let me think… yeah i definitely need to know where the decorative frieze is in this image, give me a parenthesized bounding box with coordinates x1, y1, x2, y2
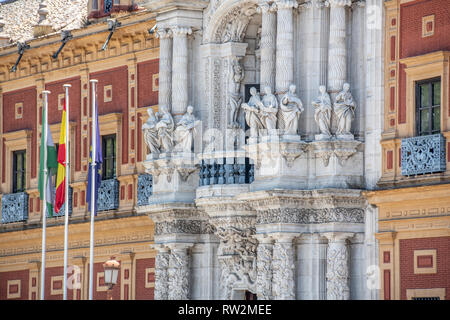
(1, 192, 28, 224)
(257, 207, 365, 224)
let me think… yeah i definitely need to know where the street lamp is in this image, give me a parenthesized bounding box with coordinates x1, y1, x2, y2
(103, 257, 120, 300)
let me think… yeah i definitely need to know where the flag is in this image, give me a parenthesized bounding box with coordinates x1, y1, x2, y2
(54, 99, 67, 213)
(38, 103, 58, 218)
(86, 100, 102, 215)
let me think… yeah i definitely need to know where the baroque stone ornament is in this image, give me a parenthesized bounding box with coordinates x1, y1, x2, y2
(154, 246, 170, 300)
(334, 83, 356, 139)
(323, 232, 353, 300)
(255, 236, 273, 300)
(312, 85, 332, 140)
(272, 237, 296, 300)
(167, 245, 191, 300)
(278, 84, 304, 135)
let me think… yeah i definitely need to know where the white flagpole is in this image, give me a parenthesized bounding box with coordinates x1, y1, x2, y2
(63, 84, 71, 300)
(89, 79, 98, 300)
(41, 90, 51, 300)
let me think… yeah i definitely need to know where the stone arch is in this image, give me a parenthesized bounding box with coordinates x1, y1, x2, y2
(204, 0, 259, 44)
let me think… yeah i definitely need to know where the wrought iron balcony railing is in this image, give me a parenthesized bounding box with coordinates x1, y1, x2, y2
(137, 174, 153, 206)
(401, 134, 446, 176)
(1, 192, 28, 224)
(52, 187, 73, 217)
(199, 158, 254, 186)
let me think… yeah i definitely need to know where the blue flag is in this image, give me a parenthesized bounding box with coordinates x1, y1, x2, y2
(86, 101, 102, 215)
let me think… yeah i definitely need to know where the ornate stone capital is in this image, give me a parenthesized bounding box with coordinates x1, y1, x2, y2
(322, 232, 354, 243)
(171, 26, 193, 37)
(275, 0, 299, 10)
(156, 28, 173, 39)
(257, 1, 278, 13)
(326, 0, 351, 7)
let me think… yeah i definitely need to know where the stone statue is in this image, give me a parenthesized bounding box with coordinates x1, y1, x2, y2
(228, 58, 245, 128)
(142, 108, 160, 154)
(174, 105, 200, 152)
(155, 105, 175, 152)
(279, 84, 304, 135)
(260, 86, 278, 133)
(242, 87, 264, 138)
(312, 85, 332, 139)
(334, 83, 356, 138)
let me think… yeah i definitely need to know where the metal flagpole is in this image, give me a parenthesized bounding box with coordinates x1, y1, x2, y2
(89, 79, 98, 300)
(41, 90, 51, 300)
(63, 84, 71, 300)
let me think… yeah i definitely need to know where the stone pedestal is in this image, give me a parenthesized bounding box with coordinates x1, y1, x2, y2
(245, 135, 308, 191)
(143, 152, 199, 204)
(310, 139, 363, 189)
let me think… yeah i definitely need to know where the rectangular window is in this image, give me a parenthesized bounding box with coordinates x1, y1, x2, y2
(416, 77, 441, 136)
(102, 134, 116, 180)
(92, 0, 98, 9)
(12, 150, 26, 193)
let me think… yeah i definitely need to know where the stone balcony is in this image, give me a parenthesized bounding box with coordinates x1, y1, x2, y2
(401, 134, 446, 176)
(1, 192, 28, 224)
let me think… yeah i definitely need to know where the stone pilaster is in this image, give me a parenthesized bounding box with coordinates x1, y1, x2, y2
(327, 0, 351, 93)
(255, 234, 274, 300)
(153, 245, 170, 300)
(272, 234, 296, 300)
(167, 243, 192, 300)
(275, 0, 297, 94)
(171, 26, 192, 117)
(258, 1, 277, 92)
(323, 232, 353, 300)
(156, 29, 173, 109)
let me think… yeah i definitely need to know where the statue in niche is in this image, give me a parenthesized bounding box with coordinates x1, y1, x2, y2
(155, 105, 175, 152)
(260, 86, 278, 133)
(279, 84, 304, 135)
(228, 58, 245, 128)
(142, 108, 160, 154)
(174, 105, 200, 152)
(312, 85, 332, 139)
(334, 82, 356, 138)
(242, 87, 264, 138)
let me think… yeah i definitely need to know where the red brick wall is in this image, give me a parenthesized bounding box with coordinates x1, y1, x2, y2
(400, 0, 450, 59)
(89, 262, 121, 300)
(2, 86, 37, 179)
(44, 266, 63, 300)
(45, 77, 82, 172)
(135, 258, 155, 300)
(0, 269, 29, 300)
(400, 236, 450, 300)
(90, 66, 129, 165)
(137, 59, 159, 108)
(398, 63, 407, 124)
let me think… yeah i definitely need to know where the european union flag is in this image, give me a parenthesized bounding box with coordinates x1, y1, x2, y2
(86, 101, 102, 216)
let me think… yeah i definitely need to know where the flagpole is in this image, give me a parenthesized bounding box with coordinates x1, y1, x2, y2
(62, 84, 71, 300)
(89, 79, 98, 300)
(41, 90, 51, 300)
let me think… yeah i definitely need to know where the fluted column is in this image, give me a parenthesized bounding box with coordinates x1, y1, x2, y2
(323, 232, 354, 300)
(154, 245, 170, 300)
(258, 1, 277, 92)
(275, 0, 297, 94)
(272, 234, 296, 300)
(156, 29, 173, 109)
(171, 26, 192, 116)
(167, 243, 191, 300)
(327, 0, 351, 93)
(255, 235, 274, 300)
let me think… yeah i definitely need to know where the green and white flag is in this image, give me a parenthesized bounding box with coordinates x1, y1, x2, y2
(38, 105, 58, 218)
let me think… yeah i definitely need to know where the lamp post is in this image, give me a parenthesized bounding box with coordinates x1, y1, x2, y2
(103, 257, 120, 300)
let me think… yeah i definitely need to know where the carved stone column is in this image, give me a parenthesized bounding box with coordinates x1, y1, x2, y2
(258, 1, 277, 92)
(323, 232, 353, 300)
(275, 0, 297, 94)
(255, 235, 274, 300)
(167, 243, 192, 300)
(327, 0, 351, 94)
(272, 234, 296, 300)
(171, 26, 192, 117)
(156, 28, 173, 109)
(154, 245, 170, 300)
